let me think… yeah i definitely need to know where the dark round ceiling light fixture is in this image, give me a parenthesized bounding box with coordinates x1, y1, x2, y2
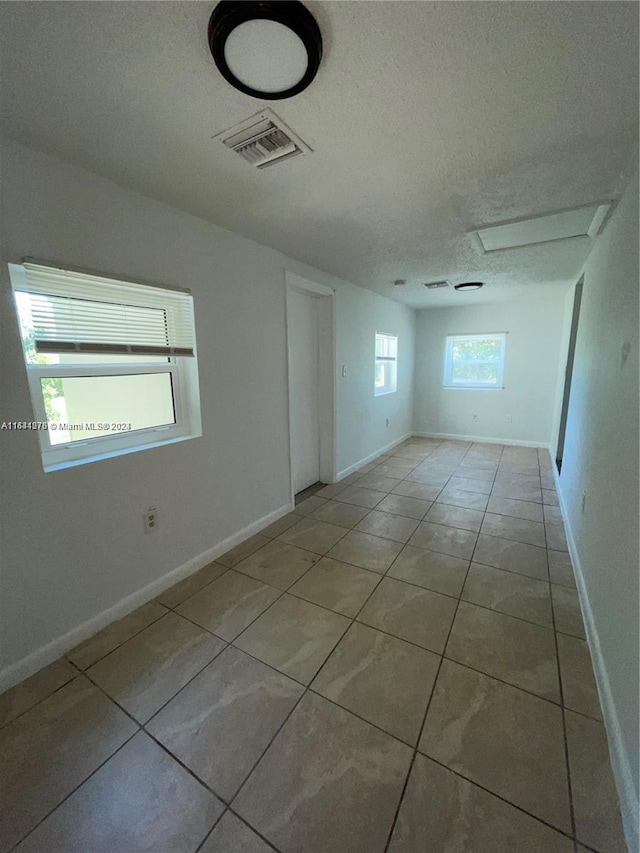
(208, 1, 323, 100)
(454, 282, 484, 292)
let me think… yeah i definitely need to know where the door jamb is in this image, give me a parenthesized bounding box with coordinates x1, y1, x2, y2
(556, 276, 584, 472)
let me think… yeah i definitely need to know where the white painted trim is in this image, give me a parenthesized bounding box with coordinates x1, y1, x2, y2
(336, 432, 413, 480)
(553, 465, 639, 853)
(284, 271, 337, 497)
(284, 271, 335, 297)
(0, 501, 293, 695)
(338, 432, 548, 481)
(412, 431, 548, 449)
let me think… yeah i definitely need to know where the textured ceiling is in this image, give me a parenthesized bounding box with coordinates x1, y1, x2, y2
(0, 1, 637, 307)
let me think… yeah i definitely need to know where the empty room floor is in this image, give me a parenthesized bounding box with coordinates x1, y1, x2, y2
(0, 439, 627, 853)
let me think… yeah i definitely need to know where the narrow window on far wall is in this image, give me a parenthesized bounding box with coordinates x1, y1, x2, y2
(375, 332, 398, 395)
(443, 332, 507, 389)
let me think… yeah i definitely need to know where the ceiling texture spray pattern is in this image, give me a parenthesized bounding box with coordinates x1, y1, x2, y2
(0, 1, 637, 307)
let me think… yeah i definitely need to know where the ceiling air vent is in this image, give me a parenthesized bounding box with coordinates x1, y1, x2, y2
(214, 109, 311, 169)
(424, 280, 450, 289)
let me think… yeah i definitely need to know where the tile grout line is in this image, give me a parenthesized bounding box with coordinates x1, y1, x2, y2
(180, 518, 393, 840)
(421, 752, 580, 844)
(8, 440, 581, 853)
(537, 450, 578, 853)
(539, 459, 580, 853)
(381, 441, 505, 852)
(232, 502, 412, 779)
(67, 656, 283, 853)
(8, 731, 142, 852)
(196, 808, 281, 853)
(193, 811, 227, 853)
(544, 504, 580, 847)
(283, 536, 572, 708)
(395, 444, 584, 844)
(539, 451, 578, 853)
(300, 676, 598, 847)
(61, 604, 170, 674)
(7, 656, 142, 853)
(258, 505, 568, 606)
(207, 471, 434, 846)
(0, 667, 79, 732)
(60, 656, 271, 851)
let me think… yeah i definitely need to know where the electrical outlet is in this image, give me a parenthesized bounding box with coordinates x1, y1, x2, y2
(506, 414, 513, 423)
(385, 418, 390, 428)
(472, 414, 478, 422)
(581, 491, 587, 514)
(144, 506, 159, 533)
(342, 365, 348, 378)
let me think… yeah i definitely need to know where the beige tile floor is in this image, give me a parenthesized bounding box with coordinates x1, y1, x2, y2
(0, 439, 628, 853)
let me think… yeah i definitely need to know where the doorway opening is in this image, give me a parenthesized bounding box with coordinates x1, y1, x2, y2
(285, 272, 336, 505)
(294, 482, 327, 505)
(556, 276, 584, 472)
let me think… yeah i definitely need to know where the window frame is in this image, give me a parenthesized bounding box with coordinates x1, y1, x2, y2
(374, 331, 398, 397)
(9, 263, 202, 472)
(443, 332, 507, 390)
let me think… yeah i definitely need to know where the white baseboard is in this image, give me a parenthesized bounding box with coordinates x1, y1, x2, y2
(0, 501, 294, 695)
(336, 432, 413, 480)
(412, 431, 548, 448)
(553, 469, 638, 853)
(337, 432, 549, 482)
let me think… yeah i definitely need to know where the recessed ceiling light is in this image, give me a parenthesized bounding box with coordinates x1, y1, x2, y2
(208, 1, 323, 100)
(454, 282, 483, 291)
(393, 279, 407, 286)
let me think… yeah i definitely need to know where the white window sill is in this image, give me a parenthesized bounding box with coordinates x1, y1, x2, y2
(43, 431, 200, 472)
(442, 385, 504, 391)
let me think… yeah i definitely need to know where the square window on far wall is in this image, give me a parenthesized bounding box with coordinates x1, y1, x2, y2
(375, 332, 397, 396)
(443, 333, 506, 389)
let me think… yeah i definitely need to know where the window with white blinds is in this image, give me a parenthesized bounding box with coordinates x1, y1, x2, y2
(8, 261, 202, 472)
(15, 262, 195, 357)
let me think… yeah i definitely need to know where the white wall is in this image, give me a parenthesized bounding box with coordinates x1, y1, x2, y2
(0, 139, 415, 685)
(557, 168, 639, 850)
(413, 296, 568, 445)
(334, 284, 414, 474)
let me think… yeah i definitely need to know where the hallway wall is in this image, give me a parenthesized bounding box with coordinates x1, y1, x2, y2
(0, 139, 415, 687)
(413, 295, 568, 445)
(557, 166, 639, 850)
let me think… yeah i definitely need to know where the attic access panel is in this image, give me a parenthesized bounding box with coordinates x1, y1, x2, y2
(473, 203, 612, 253)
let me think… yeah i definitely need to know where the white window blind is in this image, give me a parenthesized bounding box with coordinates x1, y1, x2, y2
(17, 262, 195, 357)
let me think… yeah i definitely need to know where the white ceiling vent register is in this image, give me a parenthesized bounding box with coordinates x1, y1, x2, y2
(214, 108, 311, 169)
(470, 202, 613, 253)
(424, 280, 451, 289)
